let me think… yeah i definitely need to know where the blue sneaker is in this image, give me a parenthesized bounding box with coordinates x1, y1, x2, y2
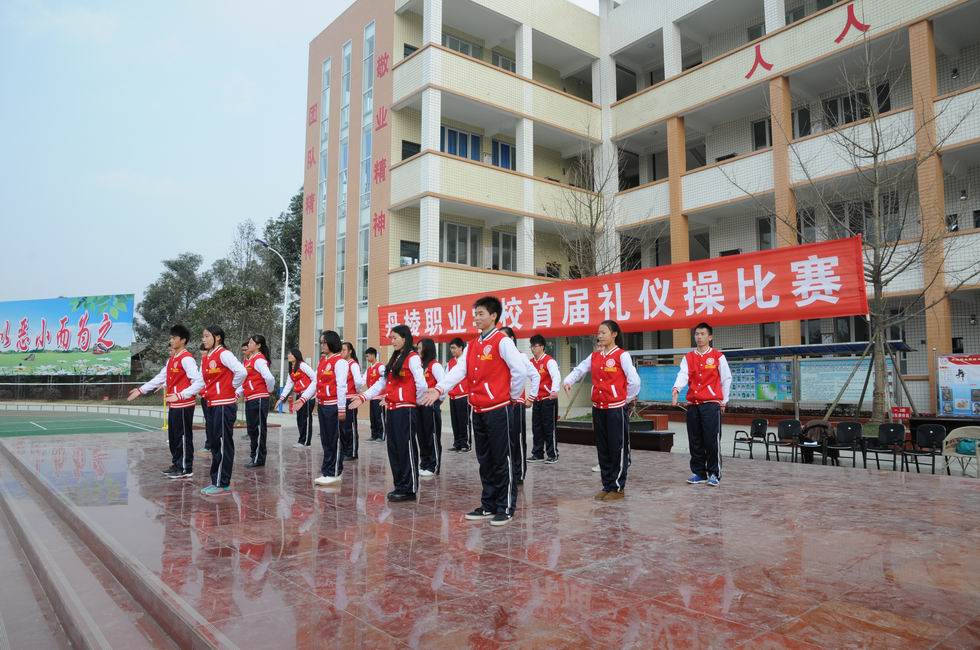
(687, 474, 707, 484)
(201, 485, 231, 496)
(707, 475, 720, 487)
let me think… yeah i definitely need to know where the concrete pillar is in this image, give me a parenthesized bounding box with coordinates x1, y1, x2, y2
(515, 23, 532, 77)
(664, 21, 683, 79)
(764, 0, 786, 35)
(667, 116, 689, 347)
(592, 0, 620, 275)
(770, 75, 801, 346)
(516, 117, 535, 276)
(910, 20, 950, 404)
(422, 0, 442, 46)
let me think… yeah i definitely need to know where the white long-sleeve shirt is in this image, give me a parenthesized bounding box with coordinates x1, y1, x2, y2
(333, 358, 349, 411)
(672, 350, 733, 404)
(279, 362, 317, 402)
(348, 361, 363, 390)
(220, 349, 248, 391)
(427, 360, 448, 402)
(534, 354, 562, 397)
(563, 349, 641, 401)
(236, 355, 275, 396)
(359, 354, 427, 401)
(434, 331, 527, 401)
(523, 355, 541, 400)
(139, 353, 204, 400)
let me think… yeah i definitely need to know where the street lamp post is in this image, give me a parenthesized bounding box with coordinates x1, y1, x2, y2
(254, 238, 289, 388)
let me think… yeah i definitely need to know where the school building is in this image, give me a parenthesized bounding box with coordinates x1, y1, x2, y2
(299, 0, 980, 410)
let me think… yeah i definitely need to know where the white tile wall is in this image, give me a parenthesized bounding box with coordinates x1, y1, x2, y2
(683, 150, 774, 211)
(935, 86, 980, 149)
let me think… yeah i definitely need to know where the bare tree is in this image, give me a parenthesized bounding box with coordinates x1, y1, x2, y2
(720, 32, 980, 422)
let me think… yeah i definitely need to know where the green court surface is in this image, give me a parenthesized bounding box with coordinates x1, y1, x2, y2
(0, 411, 166, 437)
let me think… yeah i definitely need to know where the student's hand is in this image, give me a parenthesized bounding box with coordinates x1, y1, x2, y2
(548, 391, 559, 400)
(275, 398, 284, 408)
(720, 403, 726, 413)
(338, 410, 346, 421)
(164, 394, 181, 404)
(349, 396, 364, 410)
(127, 388, 142, 402)
(524, 397, 533, 407)
(419, 388, 440, 406)
(562, 383, 572, 395)
(379, 398, 387, 409)
(671, 389, 679, 407)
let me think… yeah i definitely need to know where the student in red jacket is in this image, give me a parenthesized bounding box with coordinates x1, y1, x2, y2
(563, 320, 641, 501)
(349, 324, 427, 501)
(276, 348, 317, 447)
(672, 322, 732, 488)
(198, 325, 247, 496)
(500, 326, 539, 486)
(237, 334, 276, 468)
(310, 330, 348, 486)
(445, 338, 471, 452)
(421, 296, 528, 526)
(528, 334, 561, 464)
(363, 347, 386, 442)
(415, 338, 446, 476)
(129, 324, 204, 479)
(340, 341, 363, 460)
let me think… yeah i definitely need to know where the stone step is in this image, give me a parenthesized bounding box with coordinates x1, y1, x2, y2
(0, 453, 177, 649)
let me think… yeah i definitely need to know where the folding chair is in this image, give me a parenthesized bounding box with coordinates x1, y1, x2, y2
(733, 418, 768, 459)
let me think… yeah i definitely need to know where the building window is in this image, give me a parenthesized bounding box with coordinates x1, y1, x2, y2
(804, 320, 822, 345)
(823, 83, 890, 128)
(834, 316, 852, 343)
(491, 140, 516, 170)
(816, 0, 838, 9)
(544, 261, 561, 278)
(747, 22, 765, 42)
(402, 140, 421, 160)
(492, 51, 516, 73)
(621, 235, 642, 271)
(953, 337, 965, 354)
(761, 322, 779, 348)
(400, 240, 420, 266)
(797, 207, 816, 243)
(829, 194, 900, 242)
(758, 217, 774, 250)
(947, 213, 960, 232)
(443, 34, 482, 59)
(442, 222, 481, 266)
(491, 230, 516, 271)
(440, 126, 481, 161)
(752, 118, 772, 151)
(786, 6, 805, 23)
(974, 210, 980, 230)
(404, 43, 418, 57)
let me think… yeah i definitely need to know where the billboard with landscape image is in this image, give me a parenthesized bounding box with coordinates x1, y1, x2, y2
(0, 294, 134, 376)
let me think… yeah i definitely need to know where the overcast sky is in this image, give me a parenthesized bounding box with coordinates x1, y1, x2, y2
(0, 0, 598, 306)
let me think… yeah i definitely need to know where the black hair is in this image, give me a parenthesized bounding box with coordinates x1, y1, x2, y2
(287, 347, 304, 373)
(500, 326, 516, 342)
(321, 330, 341, 354)
(694, 322, 713, 335)
(417, 338, 437, 367)
(529, 334, 546, 347)
(599, 319, 625, 350)
(449, 337, 465, 349)
(365, 347, 378, 358)
(473, 295, 502, 324)
(204, 325, 226, 349)
(249, 334, 271, 361)
(342, 341, 359, 366)
(385, 324, 414, 378)
(170, 324, 190, 343)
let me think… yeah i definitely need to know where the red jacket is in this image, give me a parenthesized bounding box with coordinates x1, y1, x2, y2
(166, 350, 195, 409)
(682, 348, 727, 404)
(591, 347, 629, 409)
(447, 357, 467, 398)
(531, 354, 555, 401)
(384, 352, 421, 409)
(463, 330, 511, 413)
(202, 346, 237, 406)
(242, 354, 271, 401)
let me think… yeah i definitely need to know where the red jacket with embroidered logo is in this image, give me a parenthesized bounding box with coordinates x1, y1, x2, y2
(289, 365, 313, 397)
(242, 354, 271, 400)
(682, 348, 727, 404)
(345, 361, 360, 397)
(167, 350, 195, 408)
(366, 362, 384, 400)
(446, 357, 467, 398)
(531, 354, 556, 401)
(385, 352, 421, 409)
(463, 329, 511, 412)
(591, 347, 629, 409)
(316, 353, 343, 405)
(423, 360, 439, 390)
(203, 346, 236, 406)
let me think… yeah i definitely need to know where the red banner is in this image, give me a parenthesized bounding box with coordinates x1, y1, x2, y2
(377, 238, 868, 345)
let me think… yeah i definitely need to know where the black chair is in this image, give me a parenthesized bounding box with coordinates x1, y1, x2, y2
(825, 420, 866, 468)
(902, 424, 946, 474)
(866, 423, 906, 471)
(766, 419, 801, 462)
(733, 418, 768, 459)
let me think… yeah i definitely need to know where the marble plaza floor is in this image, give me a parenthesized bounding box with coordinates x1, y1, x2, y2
(1, 425, 979, 649)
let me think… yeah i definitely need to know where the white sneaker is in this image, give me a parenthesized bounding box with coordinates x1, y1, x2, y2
(314, 475, 342, 486)
(591, 464, 600, 472)
(292, 442, 306, 449)
(419, 469, 435, 477)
